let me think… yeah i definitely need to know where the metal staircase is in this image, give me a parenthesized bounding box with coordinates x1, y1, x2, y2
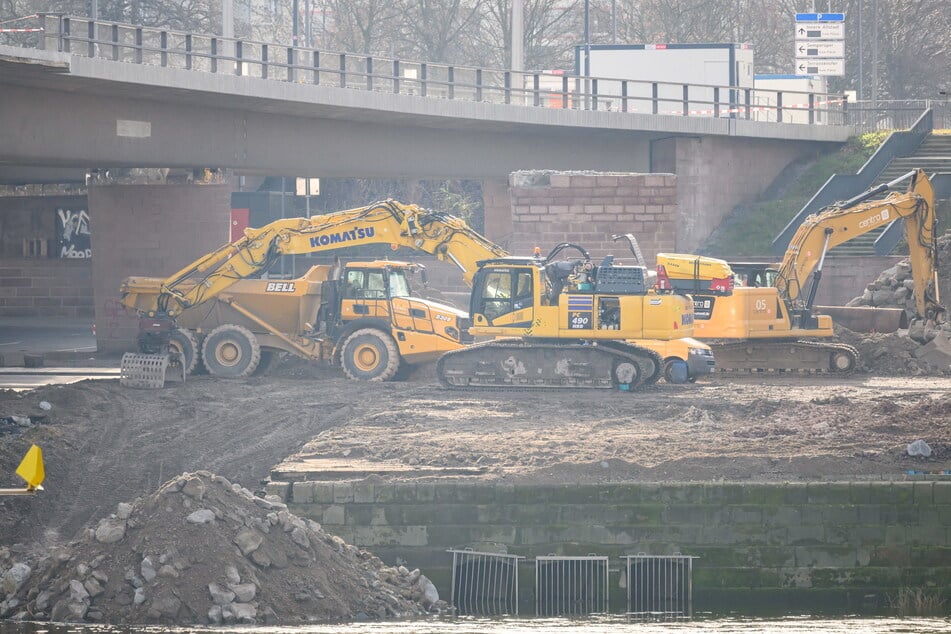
(830, 133, 951, 255)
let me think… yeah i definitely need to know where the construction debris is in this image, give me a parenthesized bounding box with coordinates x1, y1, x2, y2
(0, 472, 442, 624)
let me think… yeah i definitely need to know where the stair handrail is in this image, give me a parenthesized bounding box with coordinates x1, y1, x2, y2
(771, 108, 934, 255)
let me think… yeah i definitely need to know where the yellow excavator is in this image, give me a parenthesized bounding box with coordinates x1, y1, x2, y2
(1, 445, 44, 496)
(681, 168, 943, 373)
(119, 200, 727, 390)
(435, 240, 729, 389)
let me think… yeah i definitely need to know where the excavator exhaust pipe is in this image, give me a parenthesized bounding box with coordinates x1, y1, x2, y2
(815, 306, 908, 333)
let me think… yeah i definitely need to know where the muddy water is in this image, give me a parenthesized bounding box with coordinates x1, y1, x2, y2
(3, 617, 951, 634)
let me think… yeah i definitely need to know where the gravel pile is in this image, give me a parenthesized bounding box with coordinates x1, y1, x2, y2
(0, 471, 442, 625)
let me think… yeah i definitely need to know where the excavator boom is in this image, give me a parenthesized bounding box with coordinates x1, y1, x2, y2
(691, 168, 944, 374)
(120, 200, 507, 318)
(776, 169, 940, 319)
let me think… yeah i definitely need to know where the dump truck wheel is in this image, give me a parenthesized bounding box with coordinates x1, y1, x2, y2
(201, 324, 261, 378)
(340, 328, 401, 381)
(663, 358, 689, 384)
(169, 328, 200, 376)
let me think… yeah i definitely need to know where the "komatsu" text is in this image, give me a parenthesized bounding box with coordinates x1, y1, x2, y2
(309, 227, 375, 247)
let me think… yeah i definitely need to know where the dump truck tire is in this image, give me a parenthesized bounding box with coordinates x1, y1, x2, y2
(201, 324, 261, 378)
(663, 358, 689, 384)
(169, 328, 201, 376)
(340, 328, 401, 381)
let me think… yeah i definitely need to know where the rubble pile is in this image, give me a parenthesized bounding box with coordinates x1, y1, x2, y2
(838, 232, 951, 374)
(0, 471, 442, 625)
(846, 232, 951, 319)
(834, 326, 950, 376)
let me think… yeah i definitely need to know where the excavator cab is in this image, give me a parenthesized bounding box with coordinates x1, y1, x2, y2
(729, 263, 779, 289)
(470, 261, 538, 327)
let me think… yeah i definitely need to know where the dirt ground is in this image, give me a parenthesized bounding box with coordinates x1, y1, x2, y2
(2, 358, 950, 552)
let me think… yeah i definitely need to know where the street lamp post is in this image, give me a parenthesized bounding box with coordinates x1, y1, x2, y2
(293, 0, 299, 46)
(583, 0, 590, 76)
(512, 0, 523, 71)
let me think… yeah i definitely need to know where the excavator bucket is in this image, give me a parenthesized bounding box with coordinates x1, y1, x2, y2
(119, 352, 186, 389)
(816, 306, 908, 333)
(15, 445, 44, 491)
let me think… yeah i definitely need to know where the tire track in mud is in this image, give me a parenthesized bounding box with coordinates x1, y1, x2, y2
(3, 373, 951, 549)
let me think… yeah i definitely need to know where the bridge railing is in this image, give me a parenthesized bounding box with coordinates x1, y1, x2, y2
(18, 13, 848, 126)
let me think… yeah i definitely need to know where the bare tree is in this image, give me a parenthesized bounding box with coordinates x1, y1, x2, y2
(396, 0, 485, 63)
(475, 0, 578, 70)
(872, 0, 951, 100)
(319, 0, 402, 54)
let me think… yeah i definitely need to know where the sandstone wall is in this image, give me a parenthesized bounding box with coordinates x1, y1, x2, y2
(507, 171, 676, 264)
(272, 479, 951, 616)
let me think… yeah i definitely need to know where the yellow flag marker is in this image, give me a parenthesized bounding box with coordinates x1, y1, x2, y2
(7, 445, 45, 494)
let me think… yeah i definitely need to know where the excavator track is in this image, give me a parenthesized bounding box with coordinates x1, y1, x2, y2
(435, 339, 663, 391)
(710, 340, 859, 375)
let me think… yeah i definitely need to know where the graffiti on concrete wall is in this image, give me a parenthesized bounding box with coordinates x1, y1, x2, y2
(57, 207, 91, 258)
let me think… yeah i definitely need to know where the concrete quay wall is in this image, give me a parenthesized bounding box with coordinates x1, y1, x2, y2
(267, 480, 951, 615)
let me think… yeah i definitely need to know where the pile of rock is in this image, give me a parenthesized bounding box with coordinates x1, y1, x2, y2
(847, 232, 951, 321)
(0, 471, 443, 625)
(838, 233, 951, 374)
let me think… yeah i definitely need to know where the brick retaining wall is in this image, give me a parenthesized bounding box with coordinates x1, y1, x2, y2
(0, 258, 93, 317)
(507, 171, 677, 264)
(268, 480, 951, 616)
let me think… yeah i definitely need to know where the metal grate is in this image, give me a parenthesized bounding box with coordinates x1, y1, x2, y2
(623, 554, 697, 620)
(535, 555, 610, 616)
(448, 549, 523, 616)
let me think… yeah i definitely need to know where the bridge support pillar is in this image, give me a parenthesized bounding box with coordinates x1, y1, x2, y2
(659, 136, 821, 252)
(482, 179, 512, 249)
(89, 179, 232, 353)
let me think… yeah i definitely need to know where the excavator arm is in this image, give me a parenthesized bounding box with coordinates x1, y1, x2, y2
(776, 169, 941, 319)
(121, 200, 507, 317)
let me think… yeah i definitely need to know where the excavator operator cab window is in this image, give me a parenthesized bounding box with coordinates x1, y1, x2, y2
(474, 268, 533, 322)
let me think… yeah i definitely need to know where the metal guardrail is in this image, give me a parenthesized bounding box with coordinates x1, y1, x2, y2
(0, 13, 849, 126)
(845, 100, 951, 134)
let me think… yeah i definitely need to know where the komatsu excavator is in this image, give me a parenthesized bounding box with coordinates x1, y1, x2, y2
(119, 199, 724, 390)
(435, 241, 707, 389)
(681, 168, 943, 373)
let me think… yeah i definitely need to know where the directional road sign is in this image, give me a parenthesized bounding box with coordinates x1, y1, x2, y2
(795, 13, 845, 22)
(795, 22, 844, 40)
(795, 59, 845, 77)
(795, 40, 845, 58)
